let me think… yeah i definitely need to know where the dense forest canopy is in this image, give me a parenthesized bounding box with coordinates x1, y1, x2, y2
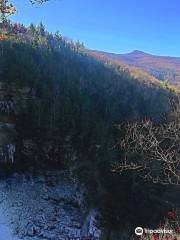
(0, 21, 179, 229)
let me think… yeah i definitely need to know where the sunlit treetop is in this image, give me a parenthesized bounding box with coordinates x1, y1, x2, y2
(0, 0, 50, 22)
(0, 0, 16, 22)
(0, 0, 16, 39)
(0, 0, 51, 40)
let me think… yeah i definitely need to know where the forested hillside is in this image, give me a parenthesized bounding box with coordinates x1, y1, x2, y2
(91, 49, 180, 87)
(0, 22, 179, 239)
(0, 22, 173, 165)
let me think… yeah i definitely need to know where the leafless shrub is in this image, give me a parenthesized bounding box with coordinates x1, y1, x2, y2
(112, 98, 180, 185)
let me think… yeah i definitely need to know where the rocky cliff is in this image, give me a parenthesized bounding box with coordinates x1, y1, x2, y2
(0, 171, 101, 240)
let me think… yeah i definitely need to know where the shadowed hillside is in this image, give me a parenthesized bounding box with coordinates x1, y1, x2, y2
(0, 22, 179, 240)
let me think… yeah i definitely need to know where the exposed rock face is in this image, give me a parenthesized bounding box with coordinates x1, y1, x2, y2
(0, 123, 16, 163)
(0, 171, 101, 240)
(81, 209, 101, 239)
(0, 100, 16, 115)
(0, 87, 102, 239)
(0, 84, 23, 164)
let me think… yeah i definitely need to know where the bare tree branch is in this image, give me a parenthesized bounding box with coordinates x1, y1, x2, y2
(113, 98, 180, 185)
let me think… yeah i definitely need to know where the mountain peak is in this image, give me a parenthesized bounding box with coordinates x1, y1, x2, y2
(130, 50, 146, 55)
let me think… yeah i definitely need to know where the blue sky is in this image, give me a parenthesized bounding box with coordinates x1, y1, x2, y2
(11, 0, 180, 56)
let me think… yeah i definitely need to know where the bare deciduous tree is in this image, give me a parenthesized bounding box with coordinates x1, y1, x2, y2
(112, 98, 180, 185)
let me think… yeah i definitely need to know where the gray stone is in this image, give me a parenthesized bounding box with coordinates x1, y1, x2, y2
(0, 171, 101, 240)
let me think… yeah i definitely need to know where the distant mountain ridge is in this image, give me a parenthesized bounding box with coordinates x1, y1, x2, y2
(90, 50, 180, 86)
